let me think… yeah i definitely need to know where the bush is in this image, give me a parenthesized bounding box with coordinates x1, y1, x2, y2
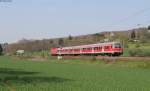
(129, 48, 150, 57)
(129, 49, 139, 56)
(135, 43, 140, 48)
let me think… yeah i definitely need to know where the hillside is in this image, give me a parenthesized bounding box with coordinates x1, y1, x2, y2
(4, 26, 150, 55)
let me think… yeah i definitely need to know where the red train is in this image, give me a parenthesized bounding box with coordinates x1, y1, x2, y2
(51, 42, 123, 56)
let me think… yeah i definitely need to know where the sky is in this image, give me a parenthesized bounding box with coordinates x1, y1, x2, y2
(0, 0, 150, 43)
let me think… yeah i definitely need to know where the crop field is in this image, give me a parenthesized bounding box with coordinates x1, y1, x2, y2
(0, 56, 150, 91)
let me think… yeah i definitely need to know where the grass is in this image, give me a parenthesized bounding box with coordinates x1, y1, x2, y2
(0, 56, 150, 91)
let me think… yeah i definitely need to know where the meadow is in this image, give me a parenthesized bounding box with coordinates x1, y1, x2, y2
(0, 56, 150, 91)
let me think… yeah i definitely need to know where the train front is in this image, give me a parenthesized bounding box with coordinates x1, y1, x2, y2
(112, 42, 123, 56)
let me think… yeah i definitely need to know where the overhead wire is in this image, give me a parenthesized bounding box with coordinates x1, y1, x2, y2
(97, 7, 150, 31)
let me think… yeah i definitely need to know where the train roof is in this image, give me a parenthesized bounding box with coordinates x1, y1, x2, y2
(58, 42, 121, 49)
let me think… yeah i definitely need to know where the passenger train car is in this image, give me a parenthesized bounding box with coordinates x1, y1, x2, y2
(51, 42, 123, 56)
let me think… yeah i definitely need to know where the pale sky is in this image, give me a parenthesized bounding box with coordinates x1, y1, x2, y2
(0, 0, 150, 43)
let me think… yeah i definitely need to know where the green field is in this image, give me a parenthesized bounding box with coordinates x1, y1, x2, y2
(0, 56, 150, 91)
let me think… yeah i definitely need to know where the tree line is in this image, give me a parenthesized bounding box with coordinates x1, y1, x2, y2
(3, 26, 150, 55)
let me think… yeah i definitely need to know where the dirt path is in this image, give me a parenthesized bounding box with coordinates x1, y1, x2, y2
(60, 56, 150, 61)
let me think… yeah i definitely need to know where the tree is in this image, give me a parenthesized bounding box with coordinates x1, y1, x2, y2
(50, 40, 53, 44)
(68, 35, 73, 40)
(2, 43, 8, 54)
(58, 38, 64, 47)
(148, 25, 150, 30)
(93, 33, 101, 42)
(131, 30, 136, 39)
(0, 44, 3, 55)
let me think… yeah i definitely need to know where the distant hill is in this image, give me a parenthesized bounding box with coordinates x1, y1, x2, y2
(5, 26, 150, 54)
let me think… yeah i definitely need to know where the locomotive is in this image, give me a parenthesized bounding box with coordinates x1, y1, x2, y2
(51, 42, 123, 56)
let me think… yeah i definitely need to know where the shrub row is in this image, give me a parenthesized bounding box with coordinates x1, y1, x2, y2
(128, 48, 150, 57)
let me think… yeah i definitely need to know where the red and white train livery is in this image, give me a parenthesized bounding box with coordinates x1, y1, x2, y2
(51, 42, 123, 56)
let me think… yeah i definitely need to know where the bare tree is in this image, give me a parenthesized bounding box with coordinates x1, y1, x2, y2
(58, 38, 64, 47)
(148, 25, 150, 30)
(0, 44, 3, 55)
(131, 30, 136, 40)
(68, 35, 73, 40)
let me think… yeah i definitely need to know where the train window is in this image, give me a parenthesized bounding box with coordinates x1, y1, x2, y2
(83, 48, 86, 50)
(94, 47, 98, 50)
(114, 43, 121, 48)
(87, 48, 91, 50)
(74, 49, 79, 51)
(104, 46, 109, 49)
(99, 47, 102, 50)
